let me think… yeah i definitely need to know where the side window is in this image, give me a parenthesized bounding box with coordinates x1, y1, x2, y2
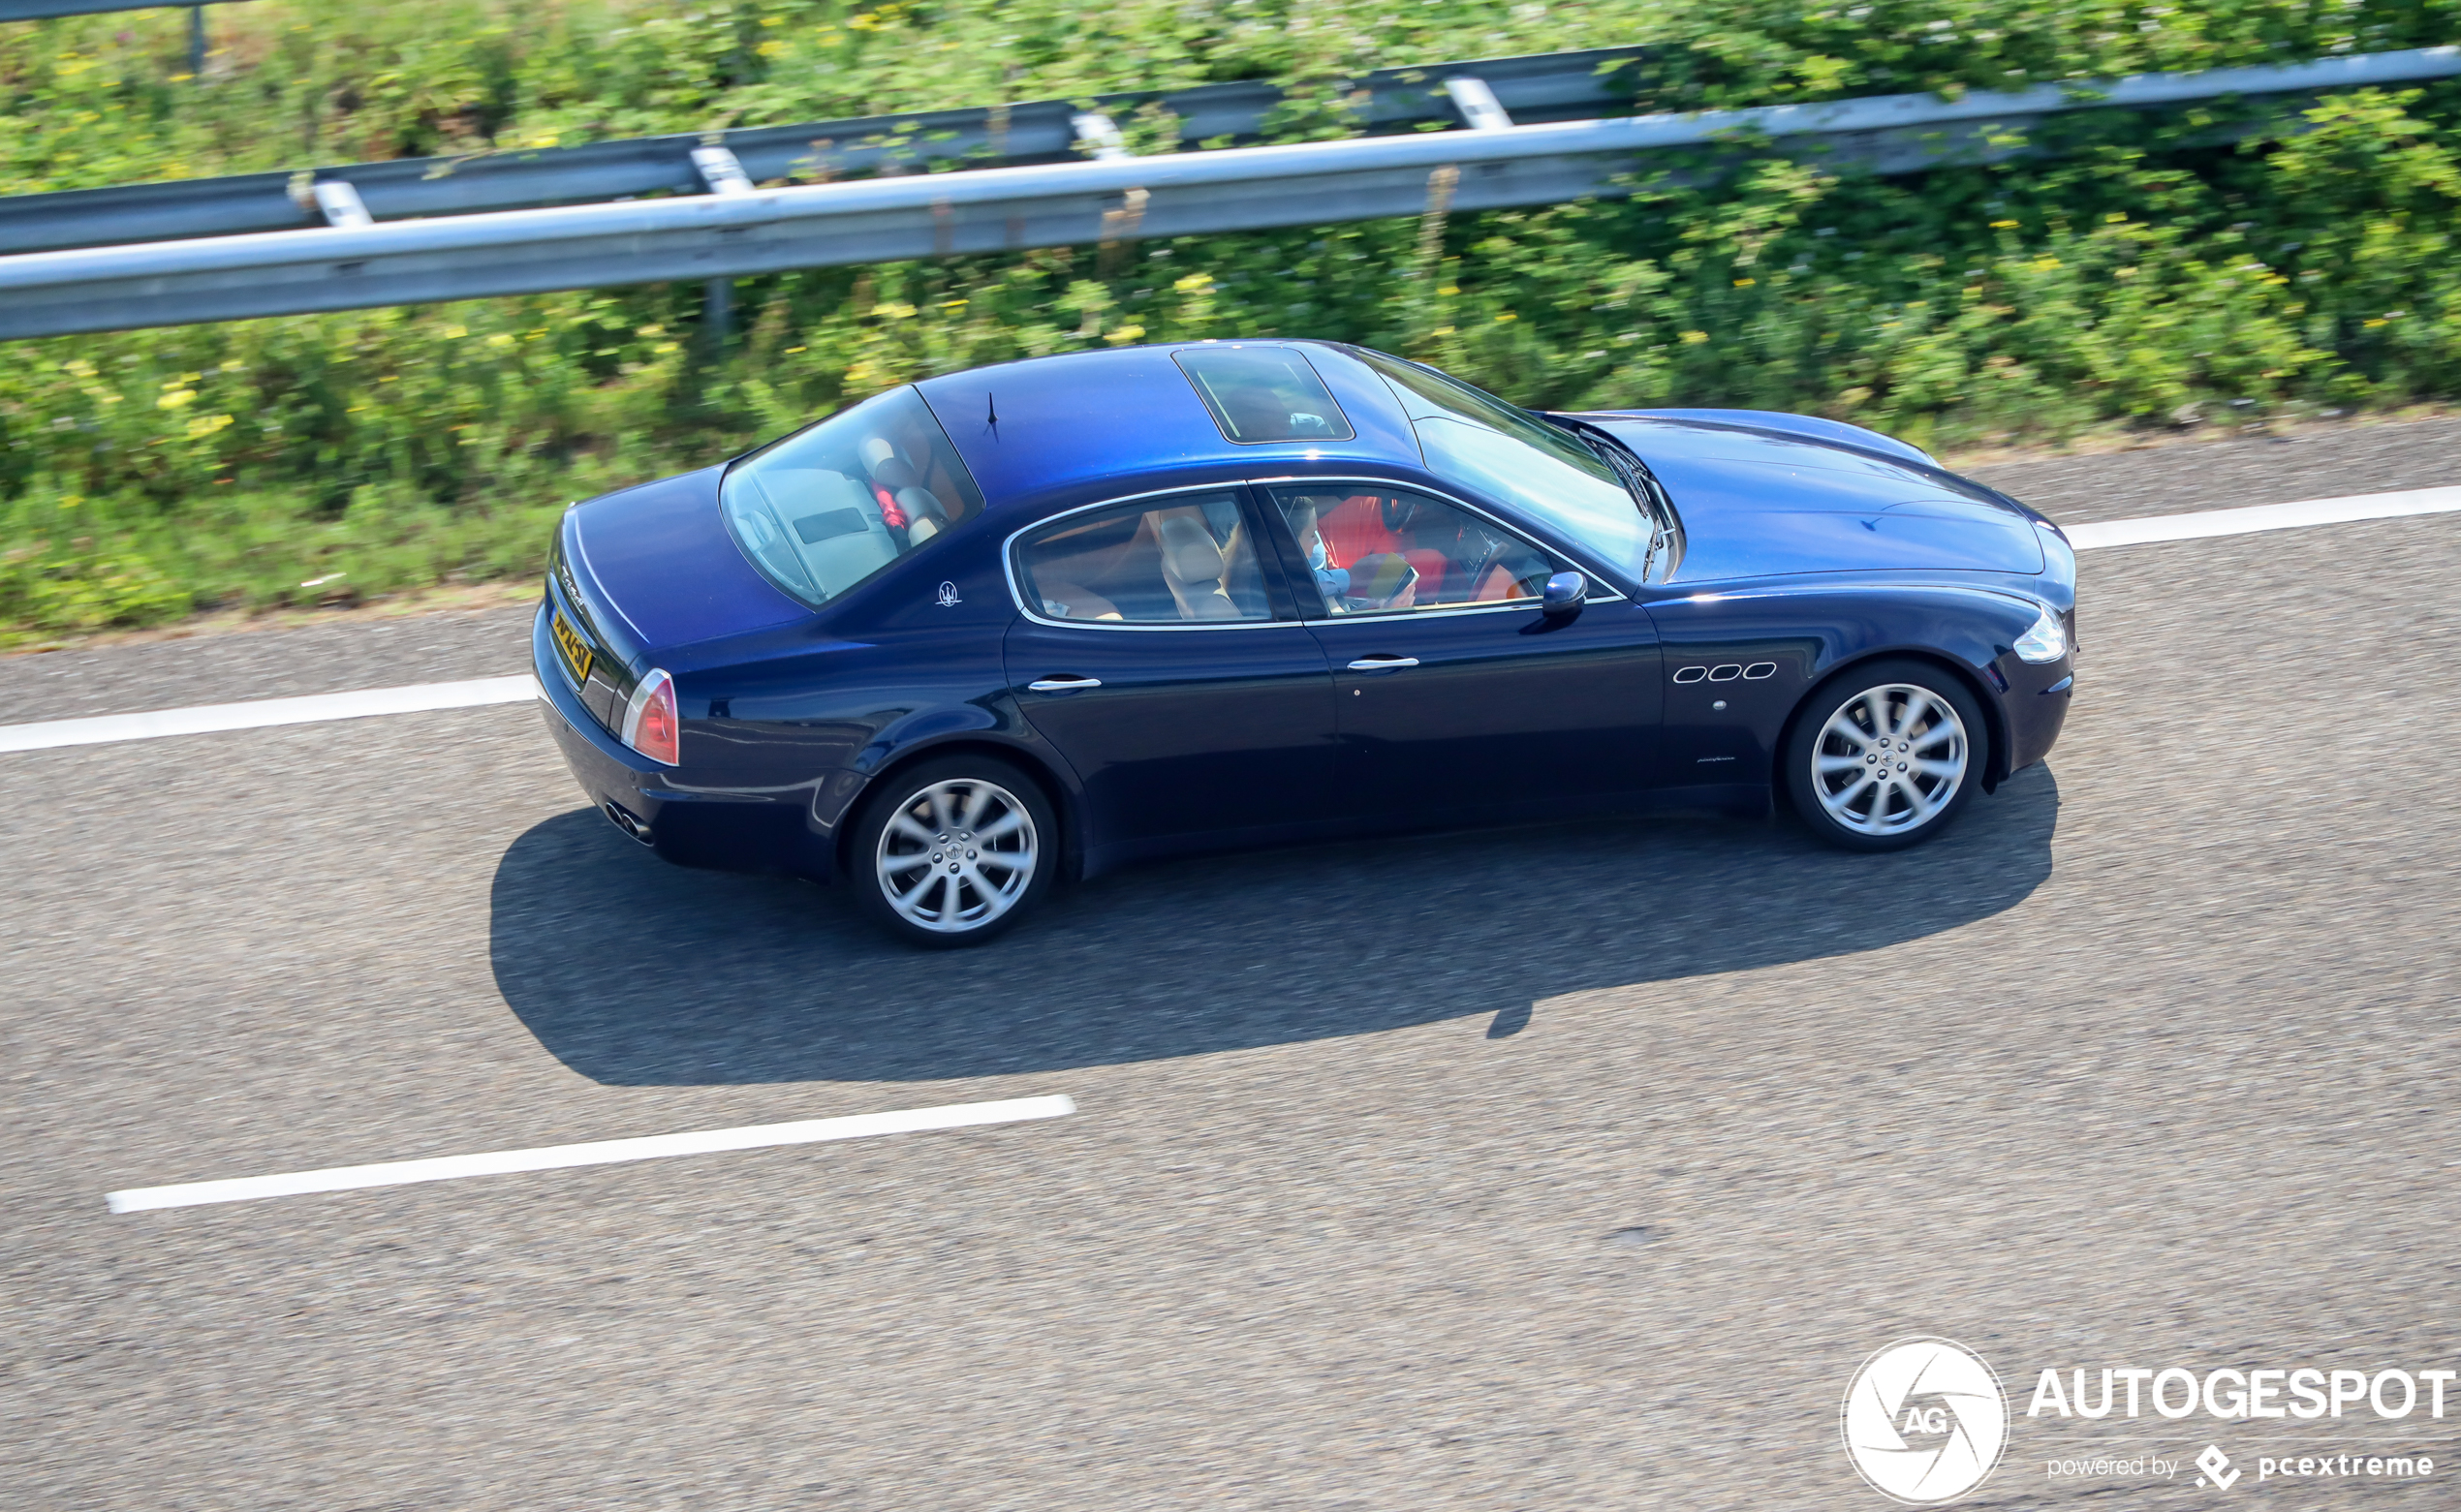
(1014, 491, 1272, 625)
(1267, 485, 1561, 617)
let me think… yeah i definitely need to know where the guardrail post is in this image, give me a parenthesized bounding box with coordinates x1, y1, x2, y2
(691, 147, 755, 351)
(1444, 77, 1512, 131)
(1073, 113, 1130, 162)
(186, 4, 203, 77)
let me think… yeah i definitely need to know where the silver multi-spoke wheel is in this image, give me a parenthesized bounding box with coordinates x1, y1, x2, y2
(873, 777, 1040, 935)
(1811, 682, 1970, 838)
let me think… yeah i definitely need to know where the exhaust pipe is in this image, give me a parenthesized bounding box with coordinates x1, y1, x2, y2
(602, 800, 656, 847)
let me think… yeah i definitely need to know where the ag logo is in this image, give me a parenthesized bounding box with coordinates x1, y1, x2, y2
(1841, 1337, 2009, 1504)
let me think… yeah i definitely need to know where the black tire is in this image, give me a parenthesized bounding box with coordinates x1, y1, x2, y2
(847, 755, 1058, 947)
(1783, 659, 1988, 852)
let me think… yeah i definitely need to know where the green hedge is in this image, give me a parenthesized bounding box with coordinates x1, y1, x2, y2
(3, 0, 2457, 641)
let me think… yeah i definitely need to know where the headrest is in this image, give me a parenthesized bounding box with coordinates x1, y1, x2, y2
(868, 454, 922, 492)
(1153, 512, 1226, 585)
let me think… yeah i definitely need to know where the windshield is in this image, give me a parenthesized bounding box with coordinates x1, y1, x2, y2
(1353, 348, 1664, 581)
(720, 386, 983, 610)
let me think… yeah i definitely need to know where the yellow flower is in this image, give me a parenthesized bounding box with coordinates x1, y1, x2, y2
(485, 332, 516, 348)
(1494, 311, 1517, 322)
(1733, 277, 1756, 287)
(1989, 219, 2019, 229)
(1680, 330, 1710, 345)
(156, 388, 198, 410)
(1103, 324, 1146, 345)
(444, 324, 468, 339)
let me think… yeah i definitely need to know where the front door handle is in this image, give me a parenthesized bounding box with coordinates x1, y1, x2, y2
(1346, 656, 1420, 671)
(1026, 674, 1104, 693)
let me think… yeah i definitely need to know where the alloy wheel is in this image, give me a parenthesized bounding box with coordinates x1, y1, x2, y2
(873, 778, 1040, 934)
(1810, 683, 1970, 838)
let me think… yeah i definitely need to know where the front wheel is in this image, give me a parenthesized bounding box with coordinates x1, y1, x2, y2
(1783, 660, 1987, 852)
(848, 756, 1056, 947)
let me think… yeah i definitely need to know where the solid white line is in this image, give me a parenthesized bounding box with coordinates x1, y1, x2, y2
(2067, 485, 2461, 550)
(0, 674, 540, 754)
(105, 1095, 1076, 1214)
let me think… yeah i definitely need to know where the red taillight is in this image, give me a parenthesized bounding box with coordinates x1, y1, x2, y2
(620, 668, 680, 766)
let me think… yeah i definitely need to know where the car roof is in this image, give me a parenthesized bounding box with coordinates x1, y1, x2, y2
(913, 341, 1424, 508)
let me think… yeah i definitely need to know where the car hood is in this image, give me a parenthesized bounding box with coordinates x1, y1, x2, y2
(566, 463, 810, 655)
(1581, 415, 2045, 580)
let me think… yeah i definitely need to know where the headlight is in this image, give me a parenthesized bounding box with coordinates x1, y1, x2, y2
(2013, 605, 2069, 663)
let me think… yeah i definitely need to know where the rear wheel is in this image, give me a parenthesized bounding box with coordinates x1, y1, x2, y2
(1784, 660, 1985, 852)
(849, 756, 1055, 947)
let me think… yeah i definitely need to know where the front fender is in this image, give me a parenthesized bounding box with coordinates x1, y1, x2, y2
(1642, 582, 2056, 792)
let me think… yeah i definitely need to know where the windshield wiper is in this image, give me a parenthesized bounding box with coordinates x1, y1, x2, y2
(1565, 418, 1678, 579)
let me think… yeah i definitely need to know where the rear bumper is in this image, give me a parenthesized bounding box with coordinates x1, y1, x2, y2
(532, 602, 830, 879)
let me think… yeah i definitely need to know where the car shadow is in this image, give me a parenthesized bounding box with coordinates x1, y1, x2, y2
(490, 766, 2060, 1085)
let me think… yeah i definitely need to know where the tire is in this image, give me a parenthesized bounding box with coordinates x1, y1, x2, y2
(847, 756, 1057, 947)
(1783, 659, 1987, 852)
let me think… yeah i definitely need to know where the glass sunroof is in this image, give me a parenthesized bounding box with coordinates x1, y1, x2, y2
(1172, 345, 1355, 445)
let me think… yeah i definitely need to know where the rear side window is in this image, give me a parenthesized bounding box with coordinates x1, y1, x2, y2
(721, 386, 983, 609)
(1173, 346, 1355, 445)
(1013, 491, 1271, 625)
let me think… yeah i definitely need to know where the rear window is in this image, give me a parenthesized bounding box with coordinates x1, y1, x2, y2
(720, 386, 983, 610)
(1173, 345, 1355, 445)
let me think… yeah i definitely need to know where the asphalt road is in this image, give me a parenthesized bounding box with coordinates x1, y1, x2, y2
(3, 418, 2458, 1509)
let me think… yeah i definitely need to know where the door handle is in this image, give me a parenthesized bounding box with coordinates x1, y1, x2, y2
(1026, 674, 1104, 693)
(1346, 656, 1419, 671)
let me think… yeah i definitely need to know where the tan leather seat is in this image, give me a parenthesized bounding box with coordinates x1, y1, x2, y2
(1152, 508, 1240, 620)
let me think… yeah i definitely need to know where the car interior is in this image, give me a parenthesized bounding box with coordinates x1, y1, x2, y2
(1272, 488, 1556, 613)
(1018, 491, 1271, 624)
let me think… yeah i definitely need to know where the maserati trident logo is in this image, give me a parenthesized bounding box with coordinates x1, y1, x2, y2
(936, 580, 962, 607)
(1842, 1337, 2009, 1504)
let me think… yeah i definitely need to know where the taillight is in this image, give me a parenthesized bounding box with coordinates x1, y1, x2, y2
(620, 668, 681, 765)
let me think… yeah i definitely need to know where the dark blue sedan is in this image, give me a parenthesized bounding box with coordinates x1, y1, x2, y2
(537, 341, 2074, 945)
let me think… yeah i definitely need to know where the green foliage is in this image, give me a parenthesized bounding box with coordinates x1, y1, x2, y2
(3, 0, 2459, 641)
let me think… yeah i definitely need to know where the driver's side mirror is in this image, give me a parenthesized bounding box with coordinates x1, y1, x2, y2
(1541, 571, 1588, 617)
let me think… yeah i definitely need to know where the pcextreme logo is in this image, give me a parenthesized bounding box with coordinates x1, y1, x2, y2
(1841, 1337, 2010, 1504)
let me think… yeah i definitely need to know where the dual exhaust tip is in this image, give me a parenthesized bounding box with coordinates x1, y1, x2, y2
(603, 801, 656, 847)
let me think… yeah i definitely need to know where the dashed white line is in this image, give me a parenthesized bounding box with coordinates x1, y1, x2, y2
(105, 1095, 1077, 1214)
(4, 485, 2458, 756)
(2066, 484, 2461, 550)
(0, 674, 540, 754)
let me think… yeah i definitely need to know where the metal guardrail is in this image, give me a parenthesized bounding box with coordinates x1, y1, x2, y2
(0, 0, 244, 77)
(0, 46, 1653, 256)
(0, 0, 235, 18)
(0, 46, 2455, 340)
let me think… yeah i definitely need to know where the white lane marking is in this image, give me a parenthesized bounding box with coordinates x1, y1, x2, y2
(2067, 484, 2461, 550)
(7, 483, 2460, 757)
(106, 1095, 1076, 1214)
(0, 674, 540, 754)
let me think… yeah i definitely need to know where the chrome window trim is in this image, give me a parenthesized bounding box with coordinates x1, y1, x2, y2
(1002, 483, 1305, 633)
(1245, 473, 1630, 623)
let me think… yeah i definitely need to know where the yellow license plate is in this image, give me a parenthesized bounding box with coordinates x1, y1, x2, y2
(550, 609, 593, 685)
